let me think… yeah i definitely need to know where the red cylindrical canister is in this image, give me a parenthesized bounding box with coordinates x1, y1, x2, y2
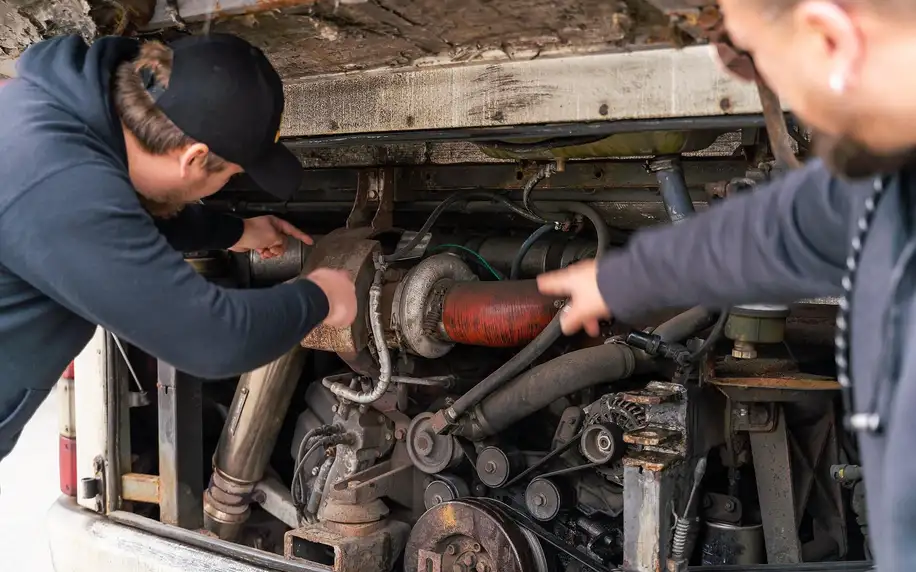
(439, 280, 560, 347)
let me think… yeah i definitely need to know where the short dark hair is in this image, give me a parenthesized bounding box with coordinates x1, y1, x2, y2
(112, 41, 227, 173)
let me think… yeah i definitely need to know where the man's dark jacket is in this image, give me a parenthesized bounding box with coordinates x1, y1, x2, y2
(0, 36, 328, 459)
(599, 160, 908, 570)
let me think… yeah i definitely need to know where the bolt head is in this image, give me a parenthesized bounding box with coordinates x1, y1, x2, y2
(395, 428, 406, 440)
(385, 432, 393, 441)
(331, 404, 339, 413)
(476, 563, 489, 572)
(446, 544, 457, 555)
(484, 461, 497, 474)
(311, 467, 320, 476)
(471, 542, 481, 553)
(724, 500, 736, 512)
(533, 494, 546, 507)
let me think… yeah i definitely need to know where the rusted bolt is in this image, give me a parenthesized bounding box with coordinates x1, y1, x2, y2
(395, 428, 406, 441)
(476, 563, 489, 572)
(533, 494, 547, 507)
(598, 103, 609, 116)
(385, 432, 393, 441)
(471, 542, 481, 553)
(433, 495, 444, 505)
(331, 404, 338, 413)
(719, 97, 733, 112)
(378, 414, 386, 424)
(446, 544, 457, 555)
(415, 431, 434, 456)
(484, 461, 497, 474)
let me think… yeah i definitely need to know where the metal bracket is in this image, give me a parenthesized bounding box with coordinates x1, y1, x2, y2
(347, 168, 395, 231)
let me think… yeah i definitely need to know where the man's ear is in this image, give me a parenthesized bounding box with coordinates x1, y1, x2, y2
(178, 143, 211, 179)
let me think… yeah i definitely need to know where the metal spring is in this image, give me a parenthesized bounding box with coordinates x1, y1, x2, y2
(670, 514, 696, 560)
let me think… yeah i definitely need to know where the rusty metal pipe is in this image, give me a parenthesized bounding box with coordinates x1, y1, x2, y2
(203, 346, 308, 540)
(438, 280, 561, 348)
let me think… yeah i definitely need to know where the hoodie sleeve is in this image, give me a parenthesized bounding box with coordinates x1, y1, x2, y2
(0, 163, 328, 378)
(154, 204, 245, 252)
(598, 159, 864, 322)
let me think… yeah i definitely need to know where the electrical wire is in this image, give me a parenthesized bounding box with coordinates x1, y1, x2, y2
(385, 192, 543, 263)
(687, 307, 730, 362)
(429, 243, 503, 280)
(521, 164, 562, 224)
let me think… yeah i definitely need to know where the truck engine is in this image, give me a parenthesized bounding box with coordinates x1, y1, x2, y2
(8, 1, 870, 569)
(163, 134, 865, 572)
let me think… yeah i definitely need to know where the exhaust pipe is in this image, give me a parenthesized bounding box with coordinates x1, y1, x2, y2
(203, 347, 308, 540)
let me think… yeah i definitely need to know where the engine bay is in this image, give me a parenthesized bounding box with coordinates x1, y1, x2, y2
(113, 128, 869, 572)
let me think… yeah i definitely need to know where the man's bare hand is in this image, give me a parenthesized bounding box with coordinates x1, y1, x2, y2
(536, 259, 610, 337)
(230, 215, 313, 259)
(305, 268, 358, 328)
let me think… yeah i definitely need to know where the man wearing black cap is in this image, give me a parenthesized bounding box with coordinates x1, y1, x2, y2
(0, 33, 356, 461)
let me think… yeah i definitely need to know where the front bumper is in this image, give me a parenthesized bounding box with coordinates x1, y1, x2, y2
(46, 497, 323, 572)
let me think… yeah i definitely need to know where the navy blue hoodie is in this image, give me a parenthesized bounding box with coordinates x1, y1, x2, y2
(0, 36, 328, 451)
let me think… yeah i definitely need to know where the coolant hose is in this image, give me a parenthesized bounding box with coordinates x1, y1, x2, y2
(443, 315, 563, 424)
(653, 306, 718, 343)
(456, 343, 641, 440)
(540, 201, 612, 255)
(441, 199, 611, 426)
(511, 224, 555, 279)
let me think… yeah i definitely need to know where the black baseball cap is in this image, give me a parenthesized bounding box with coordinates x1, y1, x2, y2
(142, 33, 302, 199)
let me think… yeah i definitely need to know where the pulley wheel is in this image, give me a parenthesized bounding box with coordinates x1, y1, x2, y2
(405, 499, 545, 572)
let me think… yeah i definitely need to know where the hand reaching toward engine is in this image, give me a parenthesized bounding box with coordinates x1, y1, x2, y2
(230, 215, 313, 259)
(305, 268, 358, 328)
(536, 259, 610, 337)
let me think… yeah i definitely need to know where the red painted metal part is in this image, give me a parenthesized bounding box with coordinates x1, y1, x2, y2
(59, 435, 77, 496)
(62, 361, 75, 381)
(440, 280, 560, 348)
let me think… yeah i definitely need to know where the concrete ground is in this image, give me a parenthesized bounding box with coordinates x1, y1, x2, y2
(0, 387, 59, 572)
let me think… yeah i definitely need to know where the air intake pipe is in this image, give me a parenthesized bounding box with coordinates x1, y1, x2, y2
(203, 347, 307, 540)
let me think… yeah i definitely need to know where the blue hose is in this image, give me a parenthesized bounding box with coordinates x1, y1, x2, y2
(510, 223, 555, 279)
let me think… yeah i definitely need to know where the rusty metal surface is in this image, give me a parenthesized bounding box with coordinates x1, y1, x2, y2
(347, 168, 395, 231)
(205, 0, 666, 79)
(749, 406, 803, 564)
(404, 500, 536, 572)
(157, 362, 203, 529)
(439, 279, 561, 348)
(622, 461, 685, 572)
(285, 517, 410, 572)
(121, 473, 161, 504)
(300, 228, 380, 353)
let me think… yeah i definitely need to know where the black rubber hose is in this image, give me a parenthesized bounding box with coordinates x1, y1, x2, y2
(650, 156, 695, 225)
(386, 191, 544, 262)
(444, 315, 563, 423)
(652, 306, 717, 343)
(540, 201, 612, 255)
(442, 200, 612, 424)
(510, 224, 555, 279)
(458, 343, 641, 440)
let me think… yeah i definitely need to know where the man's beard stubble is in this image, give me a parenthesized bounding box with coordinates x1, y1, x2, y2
(813, 130, 916, 179)
(137, 194, 188, 218)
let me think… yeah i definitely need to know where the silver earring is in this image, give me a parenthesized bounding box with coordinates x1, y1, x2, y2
(830, 72, 846, 94)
